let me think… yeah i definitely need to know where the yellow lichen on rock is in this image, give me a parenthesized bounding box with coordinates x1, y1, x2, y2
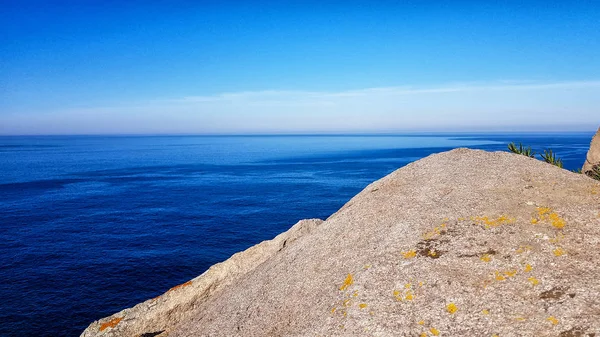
(515, 245, 532, 254)
(547, 316, 559, 325)
(553, 248, 565, 256)
(402, 250, 417, 259)
(339, 274, 353, 291)
(473, 215, 515, 229)
(446, 302, 458, 314)
(531, 207, 566, 229)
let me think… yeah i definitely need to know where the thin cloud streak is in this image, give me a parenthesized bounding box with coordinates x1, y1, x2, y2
(1, 80, 599, 135)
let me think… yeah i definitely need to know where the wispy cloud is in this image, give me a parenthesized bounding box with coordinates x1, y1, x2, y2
(170, 80, 600, 102)
(1, 80, 599, 135)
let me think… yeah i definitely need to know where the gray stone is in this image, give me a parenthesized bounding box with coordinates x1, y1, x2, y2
(82, 149, 600, 337)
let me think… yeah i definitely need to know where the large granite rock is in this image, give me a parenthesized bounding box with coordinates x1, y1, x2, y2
(583, 127, 600, 177)
(82, 149, 600, 337)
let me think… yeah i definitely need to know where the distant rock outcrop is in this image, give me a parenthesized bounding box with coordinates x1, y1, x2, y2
(82, 149, 600, 337)
(583, 127, 600, 177)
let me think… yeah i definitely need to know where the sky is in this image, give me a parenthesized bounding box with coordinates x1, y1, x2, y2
(1, 1, 599, 135)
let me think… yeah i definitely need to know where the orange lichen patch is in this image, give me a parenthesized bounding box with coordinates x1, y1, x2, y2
(99, 317, 123, 332)
(405, 283, 412, 289)
(342, 299, 352, 307)
(480, 254, 492, 262)
(427, 250, 438, 258)
(339, 274, 353, 291)
(168, 280, 192, 293)
(359, 303, 368, 309)
(352, 290, 358, 297)
(515, 316, 527, 322)
(393, 290, 403, 301)
(553, 247, 565, 256)
(530, 217, 539, 224)
(528, 277, 540, 286)
(331, 307, 337, 314)
(547, 316, 559, 325)
(504, 270, 517, 278)
(402, 250, 417, 259)
(524, 263, 533, 272)
(405, 291, 414, 301)
(495, 271, 506, 281)
(482, 309, 490, 315)
(420, 333, 428, 337)
(418, 281, 425, 287)
(430, 327, 440, 336)
(418, 320, 425, 325)
(446, 302, 458, 314)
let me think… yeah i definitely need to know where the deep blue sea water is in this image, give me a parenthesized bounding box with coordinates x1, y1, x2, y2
(0, 133, 594, 337)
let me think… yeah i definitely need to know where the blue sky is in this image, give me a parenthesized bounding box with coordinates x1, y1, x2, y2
(1, 1, 599, 134)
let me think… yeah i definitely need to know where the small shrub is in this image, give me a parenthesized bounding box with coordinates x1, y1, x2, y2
(507, 143, 600, 181)
(540, 149, 564, 168)
(508, 142, 535, 157)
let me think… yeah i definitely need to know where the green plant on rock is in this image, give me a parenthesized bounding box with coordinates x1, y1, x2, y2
(585, 164, 600, 181)
(508, 142, 535, 158)
(540, 149, 564, 168)
(507, 142, 599, 180)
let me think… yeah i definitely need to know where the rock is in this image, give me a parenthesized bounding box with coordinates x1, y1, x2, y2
(583, 127, 600, 176)
(82, 149, 600, 337)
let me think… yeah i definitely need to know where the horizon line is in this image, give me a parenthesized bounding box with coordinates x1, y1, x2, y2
(1, 129, 597, 137)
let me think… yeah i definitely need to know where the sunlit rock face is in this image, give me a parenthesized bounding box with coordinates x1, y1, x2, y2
(82, 149, 600, 337)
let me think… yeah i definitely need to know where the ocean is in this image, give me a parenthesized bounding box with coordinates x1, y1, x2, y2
(0, 133, 594, 337)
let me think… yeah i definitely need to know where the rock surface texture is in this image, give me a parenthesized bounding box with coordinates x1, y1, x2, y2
(583, 127, 600, 177)
(82, 149, 600, 337)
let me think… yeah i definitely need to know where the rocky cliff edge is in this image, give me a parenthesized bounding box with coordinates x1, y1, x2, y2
(82, 149, 600, 337)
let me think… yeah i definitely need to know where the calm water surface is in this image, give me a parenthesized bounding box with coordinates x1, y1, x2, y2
(0, 133, 593, 336)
